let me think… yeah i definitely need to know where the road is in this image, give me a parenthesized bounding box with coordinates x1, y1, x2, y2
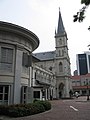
(2, 96, 90, 120)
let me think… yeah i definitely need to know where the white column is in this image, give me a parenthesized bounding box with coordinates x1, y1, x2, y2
(27, 67, 33, 103)
(45, 88, 47, 100)
(14, 48, 22, 104)
(28, 67, 32, 87)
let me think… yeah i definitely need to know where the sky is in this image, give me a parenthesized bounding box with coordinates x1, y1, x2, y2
(0, 0, 90, 75)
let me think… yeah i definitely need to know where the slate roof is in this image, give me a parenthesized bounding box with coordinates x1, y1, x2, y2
(33, 51, 55, 61)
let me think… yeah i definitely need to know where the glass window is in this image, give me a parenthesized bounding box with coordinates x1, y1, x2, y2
(0, 47, 13, 72)
(24, 94, 26, 99)
(4, 94, 8, 100)
(0, 86, 3, 93)
(24, 87, 27, 93)
(21, 86, 27, 103)
(0, 94, 3, 100)
(5, 86, 9, 93)
(0, 85, 9, 104)
(1, 47, 13, 64)
(34, 91, 40, 98)
(42, 91, 45, 97)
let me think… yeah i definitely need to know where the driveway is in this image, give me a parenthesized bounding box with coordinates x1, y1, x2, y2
(1, 96, 90, 120)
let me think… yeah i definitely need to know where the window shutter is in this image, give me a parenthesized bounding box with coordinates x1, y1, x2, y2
(22, 53, 32, 67)
(22, 53, 28, 67)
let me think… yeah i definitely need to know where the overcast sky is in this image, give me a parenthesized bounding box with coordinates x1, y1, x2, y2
(0, 0, 90, 75)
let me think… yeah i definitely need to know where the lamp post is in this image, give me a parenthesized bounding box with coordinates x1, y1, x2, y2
(86, 79, 89, 101)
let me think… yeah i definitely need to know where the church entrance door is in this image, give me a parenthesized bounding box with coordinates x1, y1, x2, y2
(58, 83, 64, 98)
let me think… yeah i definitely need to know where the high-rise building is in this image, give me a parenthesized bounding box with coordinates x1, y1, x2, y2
(76, 52, 90, 75)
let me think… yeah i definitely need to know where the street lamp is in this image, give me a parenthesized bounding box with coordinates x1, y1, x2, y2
(86, 79, 89, 101)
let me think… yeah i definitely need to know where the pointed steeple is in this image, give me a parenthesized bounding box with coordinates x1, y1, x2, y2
(56, 8, 66, 36)
(55, 28, 56, 35)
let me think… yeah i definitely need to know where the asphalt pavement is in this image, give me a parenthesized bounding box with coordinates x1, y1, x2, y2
(1, 96, 90, 120)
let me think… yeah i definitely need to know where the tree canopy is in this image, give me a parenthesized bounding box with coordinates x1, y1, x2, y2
(73, 0, 90, 29)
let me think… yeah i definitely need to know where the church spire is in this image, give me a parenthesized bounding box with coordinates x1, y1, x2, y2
(56, 8, 65, 36)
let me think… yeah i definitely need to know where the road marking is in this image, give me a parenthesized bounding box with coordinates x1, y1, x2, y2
(70, 106, 79, 111)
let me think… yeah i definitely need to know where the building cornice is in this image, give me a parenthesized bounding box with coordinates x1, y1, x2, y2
(0, 21, 39, 51)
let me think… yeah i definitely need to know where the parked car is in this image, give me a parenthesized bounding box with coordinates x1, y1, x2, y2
(73, 92, 80, 98)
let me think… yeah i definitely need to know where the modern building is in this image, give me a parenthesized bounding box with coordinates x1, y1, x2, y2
(33, 9, 72, 98)
(71, 73, 90, 96)
(76, 52, 90, 75)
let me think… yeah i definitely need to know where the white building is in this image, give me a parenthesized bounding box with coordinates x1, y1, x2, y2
(0, 21, 39, 105)
(0, 21, 56, 105)
(32, 63, 56, 100)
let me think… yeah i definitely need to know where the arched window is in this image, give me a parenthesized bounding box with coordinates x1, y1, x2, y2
(59, 62, 63, 72)
(59, 39, 62, 45)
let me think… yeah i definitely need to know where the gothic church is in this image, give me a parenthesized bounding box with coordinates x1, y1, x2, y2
(33, 9, 71, 98)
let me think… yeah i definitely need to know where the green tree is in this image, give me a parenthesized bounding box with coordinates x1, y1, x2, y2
(73, 0, 90, 29)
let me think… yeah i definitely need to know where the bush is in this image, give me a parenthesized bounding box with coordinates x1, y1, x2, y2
(0, 100, 51, 117)
(0, 105, 8, 115)
(29, 103, 45, 115)
(34, 100, 51, 111)
(7, 103, 45, 117)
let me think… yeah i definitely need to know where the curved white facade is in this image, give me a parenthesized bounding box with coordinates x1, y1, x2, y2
(0, 21, 39, 105)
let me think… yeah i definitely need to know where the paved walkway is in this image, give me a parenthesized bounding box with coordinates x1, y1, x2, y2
(7, 100, 65, 120)
(1, 96, 90, 120)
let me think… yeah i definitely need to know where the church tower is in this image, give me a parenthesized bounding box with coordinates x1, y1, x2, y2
(55, 8, 71, 98)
